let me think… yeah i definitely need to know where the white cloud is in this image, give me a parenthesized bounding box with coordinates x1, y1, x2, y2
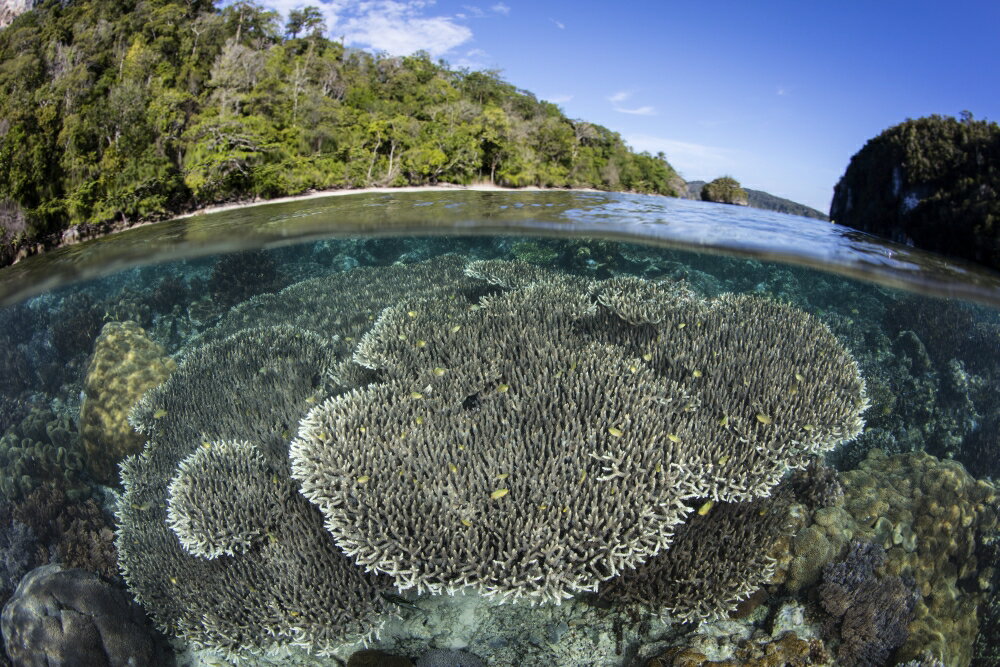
(550, 18, 565, 29)
(263, 1, 472, 57)
(544, 94, 573, 104)
(615, 105, 656, 116)
(607, 91, 630, 103)
(491, 2, 510, 15)
(453, 48, 490, 69)
(626, 135, 737, 178)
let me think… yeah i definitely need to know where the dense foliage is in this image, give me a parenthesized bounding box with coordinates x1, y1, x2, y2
(830, 113, 1000, 271)
(699, 176, 748, 206)
(0, 0, 682, 264)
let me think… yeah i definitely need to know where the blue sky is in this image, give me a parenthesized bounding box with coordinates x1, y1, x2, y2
(262, 0, 1000, 212)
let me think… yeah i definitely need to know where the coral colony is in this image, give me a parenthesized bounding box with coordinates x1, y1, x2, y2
(116, 258, 868, 657)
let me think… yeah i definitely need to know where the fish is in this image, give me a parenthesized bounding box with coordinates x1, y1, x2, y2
(608, 427, 624, 438)
(491, 488, 509, 499)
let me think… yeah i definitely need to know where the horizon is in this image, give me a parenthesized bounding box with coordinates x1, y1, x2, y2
(255, 0, 1000, 213)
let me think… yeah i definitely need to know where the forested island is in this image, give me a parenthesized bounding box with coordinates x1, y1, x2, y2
(831, 113, 1000, 272)
(0, 0, 685, 264)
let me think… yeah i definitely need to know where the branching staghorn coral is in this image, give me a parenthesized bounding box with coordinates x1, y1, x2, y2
(291, 262, 867, 606)
(117, 325, 388, 657)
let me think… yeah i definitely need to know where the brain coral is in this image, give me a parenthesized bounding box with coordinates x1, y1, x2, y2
(291, 261, 867, 604)
(80, 320, 177, 483)
(117, 325, 388, 657)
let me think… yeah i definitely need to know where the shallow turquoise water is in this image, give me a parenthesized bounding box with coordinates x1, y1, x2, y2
(0, 191, 998, 666)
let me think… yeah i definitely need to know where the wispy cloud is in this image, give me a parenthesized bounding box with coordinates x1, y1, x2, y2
(491, 2, 511, 15)
(453, 48, 490, 69)
(544, 94, 573, 104)
(550, 18, 565, 29)
(607, 92, 655, 115)
(265, 1, 472, 57)
(626, 135, 737, 178)
(777, 86, 788, 96)
(615, 105, 656, 116)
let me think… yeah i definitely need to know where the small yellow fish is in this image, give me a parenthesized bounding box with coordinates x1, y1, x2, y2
(416, 416, 424, 425)
(719, 414, 729, 428)
(642, 353, 653, 362)
(756, 414, 772, 425)
(411, 391, 423, 399)
(450, 324, 462, 333)
(433, 367, 447, 376)
(608, 427, 624, 438)
(539, 504, 548, 510)
(562, 506, 569, 512)
(460, 519, 472, 527)
(397, 334, 407, 341)
(357, 475, 370, 484)
(795, 372, 805, 382)
(416, 340, 427, 348)
(449, 463, 458, 473)
(697, 500, 714, 516)
(692, 370, 702, 378)
(153, 409, 168, 419)
(717, 455, 730, 466)
(579, 470, 587, 483)
(305, 396, 317, 404)
(667, 434, 680, 443)
(201, 441, 212, 450)
(407, 311, 418, 318)
(629, 364, 638, 373)
(491, 488, 509, 500)
(654, 464, 662, 473)
(678, 322, 686, 329)
(803, 424, 814, 432)
(497, 383, 510, 393)
(359, 426, 367, 433)
(496, 473, 509, 480)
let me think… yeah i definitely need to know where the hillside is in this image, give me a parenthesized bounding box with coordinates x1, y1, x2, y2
(0, 0, 683, 265)
(686, 181, 828, 220)
(830, 114, 1000, 271)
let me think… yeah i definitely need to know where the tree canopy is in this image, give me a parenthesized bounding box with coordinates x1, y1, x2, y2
(0, 0, 682, 264)
(830, 114, 1000, 271)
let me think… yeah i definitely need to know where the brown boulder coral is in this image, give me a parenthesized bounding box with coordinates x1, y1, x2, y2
(80, 321, 176, 483)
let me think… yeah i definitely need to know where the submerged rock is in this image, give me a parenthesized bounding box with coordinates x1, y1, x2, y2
(1, 564, 166, 666)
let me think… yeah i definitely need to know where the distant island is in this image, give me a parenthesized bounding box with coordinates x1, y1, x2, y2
(0, 0, 688, 265)
(686, 180, 828, 221)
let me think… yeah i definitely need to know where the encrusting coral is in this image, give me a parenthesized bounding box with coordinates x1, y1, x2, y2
(80, 320, 177, 483)
(291, 260, 867, 606)
(117, 325, 388, 657)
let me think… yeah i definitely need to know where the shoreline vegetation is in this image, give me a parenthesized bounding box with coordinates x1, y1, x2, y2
(12, 183, 614, 263)
(0, 0, 685, 267)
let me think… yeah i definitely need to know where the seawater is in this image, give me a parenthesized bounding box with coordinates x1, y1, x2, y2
(0, 190, 998, 667)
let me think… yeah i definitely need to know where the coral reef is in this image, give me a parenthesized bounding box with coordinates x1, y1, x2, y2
(819, 541, 918, 666)
(291, 261, 866, 603)
(1, 564, 167, 666)
(80, 321, 177, 483)
(0, 512, 39, 603)
(190, 253, 481, 356)
(11, 483, 118, 582)
(207, 248, 287, 310)
(117, 325, 388, 657)
(0, 407, 86, 501)
(789, 459, 844, 511)
(415, 649, 486, 667)
(597, 495, 791, 622)
(777, 450, 997, 666)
